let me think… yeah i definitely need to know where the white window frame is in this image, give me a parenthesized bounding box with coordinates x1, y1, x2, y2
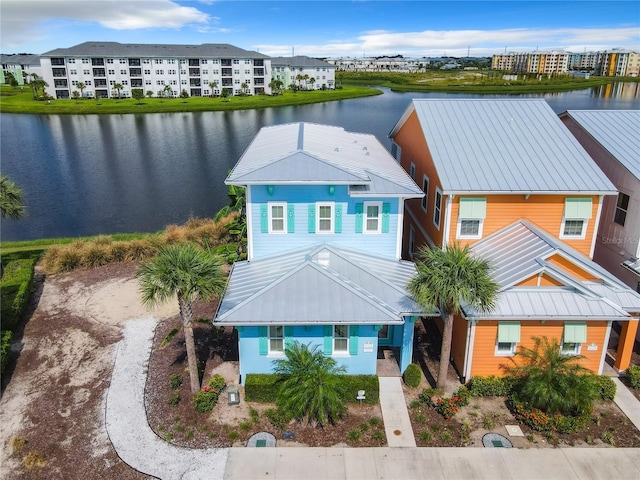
(268, 325, 284, 354)
(410, 162, 416, 179)
(434, 187, 443, 230)
(333, 325, 349, 354)
(560, 218, 587, 239)
(495, 340, 517, 356)
(268, 202, 287, 234)
(456, 218, 484, 239)
(363, 201, 382, 234)
(421, 175, 429, 212)
(316, 202, 334, 234)
(560, 341, 582, 356)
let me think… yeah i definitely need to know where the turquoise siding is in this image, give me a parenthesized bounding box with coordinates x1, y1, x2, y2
(250, 184, 400, 259)
(237, 324, 379, 384)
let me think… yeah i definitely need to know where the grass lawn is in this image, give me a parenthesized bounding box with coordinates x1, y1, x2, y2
(0, 85, 381, 114)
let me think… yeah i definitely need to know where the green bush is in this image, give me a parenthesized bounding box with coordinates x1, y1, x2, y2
(193, 374, 226, 413)
(0, 259, 36, 330)
(590, 375, 616, 401)
(467, 375, 514, 397)
(627, 365, 640, 389)
(1, 330, 12, 376)
(342, 375, 379, 404)
(169, 373, 183, 389)
(264, 407, 292, 429)
(508, 400, 590, 433)
(244, 374, 283, 402)
(403, 363, 422, 388)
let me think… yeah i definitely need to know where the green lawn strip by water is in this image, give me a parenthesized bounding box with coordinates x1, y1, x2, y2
(0, 86, 381, 114)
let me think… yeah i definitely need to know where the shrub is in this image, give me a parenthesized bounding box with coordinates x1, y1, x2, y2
(249, 407, 260, 424)
(168, 391, 181, 406)
(434, 397, 459, 420)
(244, 374, 282, 402)
(342, 375, 379, 404)
(193, 374, 226, 413)
(419, 430, 433, 442)
(368, 417, 381, 427)
(452, 386, 471, 407)
(0, 259, 36, 330)
(1, 330, 12, 376)
(238, 421, 251, 431)
(403, 363, 422, 388)
(627, 365, 640, 389)
(467, 375, 514, 397)
(82, 243, 111, 268)
(169, 373, 183, 389)
(590, 375, 616, 401)
(264, 407, 292, 429)
(23, 451, 46, 470)
(419, 387, 438, 407)
(508, 400, 590, 433)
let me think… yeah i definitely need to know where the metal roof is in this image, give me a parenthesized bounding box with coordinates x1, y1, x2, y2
(564, 110, 640, 181)
(271, 56, 332, 68)
(41, 41, 267, 59)
(215, 244, 435, 325)
(389, 99, 617, 195)
(226, 123, 424, 198)
(465, 220, 640, 319)
(622, 258, 640, 278)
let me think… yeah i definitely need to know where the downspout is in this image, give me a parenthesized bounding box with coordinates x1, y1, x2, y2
(442, 194, 454, 250)
(599, 320, 612, 375)
(590, 195, 604, 259)
(463, 318, 476, 382)
(396, 197, 404, 260)
(245, 186, 253, 261)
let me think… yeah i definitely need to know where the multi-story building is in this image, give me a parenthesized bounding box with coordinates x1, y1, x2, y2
(270, 56, 335, 90)
(0, 54, 42, 85)
(39, 41, 271, 99)
(389, 99, 640, 380)
(597, 50, 632, 77)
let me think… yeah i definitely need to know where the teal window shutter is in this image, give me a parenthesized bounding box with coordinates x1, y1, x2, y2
(258, 326, 268, 355)
(335, 204, 343, 233)
(308, 205, 316, 233)
(287, 204, 295, 233)
(355, 203, 363, 233)
(284, 325, 294, 348)
(381, 203, 390, 233)
(260, 205, 268, 233)
(323, 325, 333, 355)
(349, 325, 358, 355)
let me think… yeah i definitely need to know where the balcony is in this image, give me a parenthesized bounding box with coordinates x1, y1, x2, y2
(93, 68, 106, 77)
(128, 58, 141, 66)
(91, 58, 105, 66)
(51, 58, 65, 66)
(189, 68, 200, 76)
(129, 68, 142, 77)
(221, 68, 232, 77)
(188, 59, 200, 66)
(52, 68, 66, 77)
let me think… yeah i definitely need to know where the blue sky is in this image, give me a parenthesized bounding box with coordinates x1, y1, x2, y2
(2, 1, 639, 57)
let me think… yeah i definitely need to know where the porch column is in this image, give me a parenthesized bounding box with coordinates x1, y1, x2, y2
(399, 316, 417, 373)
(614, 320, 639, 371)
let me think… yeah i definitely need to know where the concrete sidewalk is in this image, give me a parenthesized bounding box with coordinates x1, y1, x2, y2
(378, 377, 416, 447)
(613, 377, 640, 431)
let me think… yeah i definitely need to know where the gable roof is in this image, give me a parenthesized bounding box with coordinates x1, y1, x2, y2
(465, 220, 640, 320)
(389, 99, 617, 195)
(215, 244, 436, 325)
(562, 110, 640, 181)
(226, 123, 424, 198)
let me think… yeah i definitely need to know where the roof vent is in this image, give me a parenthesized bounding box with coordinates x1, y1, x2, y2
(334, 147, 340, 152)
(362, 146, 368, 151)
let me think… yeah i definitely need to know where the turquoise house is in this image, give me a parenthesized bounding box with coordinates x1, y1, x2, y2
(214, 123, 434, 383)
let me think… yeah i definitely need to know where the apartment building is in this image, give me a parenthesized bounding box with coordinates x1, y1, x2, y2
(270, 56, 335, 90)
(39, 42, 271, 99)
(0, 54, 42, 85)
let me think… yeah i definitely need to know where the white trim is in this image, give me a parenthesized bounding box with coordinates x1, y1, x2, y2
(268, 325, 285, 355)
(316, 201, 334, 234)
(591, 195, 604, 258)
(434, 187, 443, 231)
(494, 340, 517, 357)
(396, 198, 404, 260)
(599, 321, 612, 375)
(363, 201, 382, 234)
(267, 201, 287, 234)
(464, 320, 476, 380)
(456, 218, 484, 240)
(333, 325, 349, 353)
(246, 187, 254, 260)
(559, 218, 588, 240)
(442, 193, 453, 249)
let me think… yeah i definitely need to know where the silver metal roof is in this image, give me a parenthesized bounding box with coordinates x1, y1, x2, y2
(215, 244, 436, 325)
(226, 123, 424, 198)
(389, 99, 617, 195)
(466, 220, 640, 319)
(41, 41, 267, 59)
(622, 258, 640, 277)
(564, 110, 640, 181)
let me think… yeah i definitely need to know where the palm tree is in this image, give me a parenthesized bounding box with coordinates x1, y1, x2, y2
(208, 80, 218, 97)
(308, 77, 316, 90)
(240, 82, 249, 95)
(506, 336, 596, 416)
(163, 84, 173, 98)
(409, 243, 498, 390)
(28, 73, 39, 99)
(136, 244, 227, 394)
(0, 175, 25, 219)
(113, 83, 123, 99)
(272, 341, 347, 426)
(76, 81, 86, 98)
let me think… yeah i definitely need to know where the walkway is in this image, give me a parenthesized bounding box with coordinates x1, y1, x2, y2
(378, 377, 416, 447)
(106, 318, 640, 480)
(613, 377, 640, 430)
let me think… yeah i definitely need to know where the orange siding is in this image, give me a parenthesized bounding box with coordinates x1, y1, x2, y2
(447, 195, 599, 257)
(547, 254, 599, 280)
(516, 274, 564, 287)
(469, 320, 608, 377)
(394, 111, 445, 248)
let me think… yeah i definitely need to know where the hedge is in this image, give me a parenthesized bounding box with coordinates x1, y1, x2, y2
(0, 258, 36, 330)
(1, 330, 12, 376)
(403, 363, 422, 388)
(627, 365, 640, 389)
(466, 375, 516, 397)
(244, 373, 379, 404)
(590, 375, 616, 401)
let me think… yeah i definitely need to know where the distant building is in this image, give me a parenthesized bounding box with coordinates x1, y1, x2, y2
(270, 56, 335, 90)
(0, 54, 41, 85)
(39, 41, 271, 99)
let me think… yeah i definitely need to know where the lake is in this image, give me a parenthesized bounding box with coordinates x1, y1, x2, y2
(2, 83, 639, 242)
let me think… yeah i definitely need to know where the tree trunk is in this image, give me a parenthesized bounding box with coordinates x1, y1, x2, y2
(437, 312, 454, 391)
(178, 295, 200, 394)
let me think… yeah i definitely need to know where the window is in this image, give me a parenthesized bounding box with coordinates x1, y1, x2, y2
(83, 69, 90, 75)
(144, 69, 150, 75)
(390, 141, 401, 162)
(495, 322, 520, 356)
(108, 69, 115, 75)
(68, 58, 75, 63)
(614, 192, 630, 226)
(333, 325, 349, 353)
(268, 326, 284, 353)
(561, 322, 586, 355)
(120, 69, 127, 75)
(154, 59, 162, 64)
(317, 203, 334, 233)
(269, 203, 287, 233)
(70, 69, 77, 75)
(156, 70, 163, 75)
(421, 175, 429, 211)
(434, 188, 443, 229)
(456, 198, 486, 239)
(562, 220, 585, 237)
(410, 162, 416, 179)
(107, 59, 114, 64)
(364, 202, 381, 234)
(560, 198, 592, 239)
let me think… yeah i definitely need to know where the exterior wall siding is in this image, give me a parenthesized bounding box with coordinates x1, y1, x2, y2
(250, 184, 400, 259)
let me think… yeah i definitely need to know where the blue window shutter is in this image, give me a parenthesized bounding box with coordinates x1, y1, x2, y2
(287, 204, 295, 233)
(284, 325, 294, 348)
(355, 203, 363, 233)
(381, 203, 390, 233)
(308, 205, 316, 233)
(323, 325, 333, 355)
(258, 326, 268, 355)
(349, 326, 359, 355)
(335, 204, 343, 233)
(260, 205, 268, 233)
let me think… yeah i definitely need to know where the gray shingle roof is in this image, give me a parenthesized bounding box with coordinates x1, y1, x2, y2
(0, 54, 40, 66)
(226, 122, 424, 197)
(389, 99, 617, 195)
(271, 56, 332, 68)
(564, 110, 640, 181)
(40, 41, 267, 59)
(215, 244, 436, 325)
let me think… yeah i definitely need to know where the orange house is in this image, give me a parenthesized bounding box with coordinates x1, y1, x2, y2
(389, 99, 640, 379)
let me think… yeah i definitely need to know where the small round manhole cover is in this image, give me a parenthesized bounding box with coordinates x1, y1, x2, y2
(393, 430, 402, 436)
(482, 433, 512, 448)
